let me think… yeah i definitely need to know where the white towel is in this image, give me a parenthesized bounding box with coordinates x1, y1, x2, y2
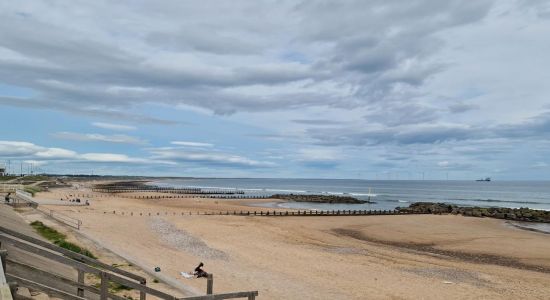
(180, 272, 194, 279)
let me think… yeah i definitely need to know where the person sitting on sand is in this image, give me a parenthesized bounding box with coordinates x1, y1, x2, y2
(194, 262, 208, 278)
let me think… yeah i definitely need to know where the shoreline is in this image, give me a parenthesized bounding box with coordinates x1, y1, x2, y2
(506, 221, 550, 235)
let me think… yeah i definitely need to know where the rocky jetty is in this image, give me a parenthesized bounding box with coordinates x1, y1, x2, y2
(397, 202, 550, 223)
(272, 194, 373, 204)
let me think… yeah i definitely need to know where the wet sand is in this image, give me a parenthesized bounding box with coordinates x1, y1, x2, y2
(33, 183, 550, 299)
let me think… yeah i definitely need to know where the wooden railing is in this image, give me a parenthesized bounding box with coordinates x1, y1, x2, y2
(37, 207, 83, 230)
(0, 248, 14, 300)
(0, 226, 258, 299)
(8, 189, 39, 208)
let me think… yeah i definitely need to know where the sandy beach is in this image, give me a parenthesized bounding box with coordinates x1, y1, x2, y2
(27, 181, 550, 299)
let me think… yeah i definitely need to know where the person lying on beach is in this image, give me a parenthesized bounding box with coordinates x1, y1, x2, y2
(194, 262, 208, 278)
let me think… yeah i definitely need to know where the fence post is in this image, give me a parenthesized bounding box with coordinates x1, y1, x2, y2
(207, 274, 213, 295)
(77, 269, 85, 297)
(8, 281, 18, 296)
(100, 272, 108, 300)
(0, 249, 7, 271)
(140, 279, 147, 300)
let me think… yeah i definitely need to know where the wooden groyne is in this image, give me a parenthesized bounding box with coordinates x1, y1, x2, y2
(92, 188, 245, 195)
(66, 193, 270, 200)
(101, 209, 428, 217)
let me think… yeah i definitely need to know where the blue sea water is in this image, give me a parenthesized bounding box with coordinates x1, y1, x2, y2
(151, 178, 550, 211)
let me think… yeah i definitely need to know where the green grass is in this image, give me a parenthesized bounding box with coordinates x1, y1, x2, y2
(23, 186, 42, 196)
(30, 221, 96, 259)
(0, 176, 19, 182)
(92, 281, 133, 293)
(30, 220, 66, 241)
(22, 175, 49, 181)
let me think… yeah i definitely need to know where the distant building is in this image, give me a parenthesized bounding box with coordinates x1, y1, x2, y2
(0, 166, 5, 176)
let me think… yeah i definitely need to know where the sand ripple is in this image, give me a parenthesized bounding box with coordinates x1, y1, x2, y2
(150, 218, 229, 260)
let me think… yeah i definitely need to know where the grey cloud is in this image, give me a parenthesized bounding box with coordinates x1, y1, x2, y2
(364, 102, 440, 126)
(448, 103, 480, 113)
(146, 28, 262, 55)
(0, 0, 496, 116)
(0, 96, 178, 125)
(308, 111, 550, 146)
(292, 119, 345, 125)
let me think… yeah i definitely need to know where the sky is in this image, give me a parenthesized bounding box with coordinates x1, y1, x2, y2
(0, 0, 549, 180)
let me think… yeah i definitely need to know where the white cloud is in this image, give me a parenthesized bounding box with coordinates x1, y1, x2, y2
(532, 162, 548, 168)
(91, 122, 137, 131)
(35, 148, 78, 159)
(0, 141, 42, 156)
(0, 140, 157, 165)
(296, 148, 340, 162)
(23, 160, 48, 166)
(79, 153, 146, 163)
(170, 141, 214, 147)
(150, 147, 275, 168)
(53, 132, 147, 145)
(437, 161, 450, 167)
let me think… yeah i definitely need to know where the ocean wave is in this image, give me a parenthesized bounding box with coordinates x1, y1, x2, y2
(349, 193, 378, 197)
(449, 198, 546, 205)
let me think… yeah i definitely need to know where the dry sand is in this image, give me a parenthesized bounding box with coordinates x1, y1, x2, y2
(33, 183, 550, 299)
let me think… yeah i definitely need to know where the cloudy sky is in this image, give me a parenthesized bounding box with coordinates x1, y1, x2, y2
(1, 0, 549, 179)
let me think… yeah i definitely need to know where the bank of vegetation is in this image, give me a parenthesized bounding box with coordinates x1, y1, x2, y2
(30, 221, 96, 259)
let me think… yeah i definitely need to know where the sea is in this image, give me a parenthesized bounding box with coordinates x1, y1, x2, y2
(151, 178, 550, 211)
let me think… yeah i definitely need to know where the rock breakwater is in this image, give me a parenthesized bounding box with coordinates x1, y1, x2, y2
(272, 194, 373, 204)
(397, 202, 550, 223)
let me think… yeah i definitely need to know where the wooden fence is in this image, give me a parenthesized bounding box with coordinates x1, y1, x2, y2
(0, 226, 258, 300)
(102, 209, 424, 217)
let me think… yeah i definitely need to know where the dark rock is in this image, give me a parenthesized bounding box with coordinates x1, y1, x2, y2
(396, 202, 550, 223)
(271, 194, 373, 204)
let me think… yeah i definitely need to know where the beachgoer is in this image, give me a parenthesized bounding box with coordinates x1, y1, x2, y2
(194, 262, 208, 278)
(5, 193, 10, 203)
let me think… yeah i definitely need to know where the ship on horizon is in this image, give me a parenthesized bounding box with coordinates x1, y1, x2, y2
(476, 177, 491, 182)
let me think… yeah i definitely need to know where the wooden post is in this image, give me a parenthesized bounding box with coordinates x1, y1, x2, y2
(0, 250, 7, 271)
(77, 269, 85, 297)
(8, 282, 17, 297)
(100, 272, 108, 300)
(140, 279, 146, 300)
(207, 274, 213, 295)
